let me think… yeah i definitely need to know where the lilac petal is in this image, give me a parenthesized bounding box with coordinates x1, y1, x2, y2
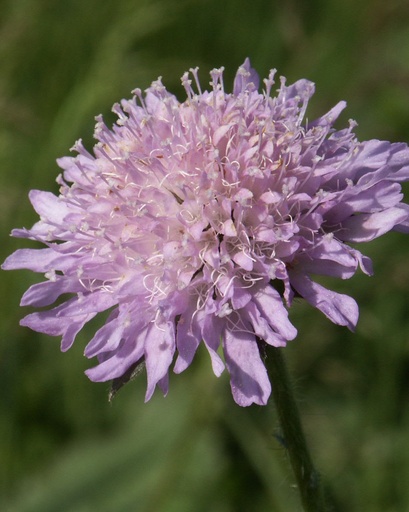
(350, 141, 409, 184)
(281, 79, 315, 103)
(54, 291, 117, 318)
(386, 143, 409, 181)
(252, 285, 297, 341)
(144, 322, 175, 401)
(10, 225, 48, 241)
(21, 291, 116, 351)
(157, 374, 169, 396)
(233, 58, 260, 94)
(340, 207, 408, 242)
(289, 272, 359, 330)
(2, 246, 85, 273)
(310, 236, 357, 267)
(57, 154, 96, 187)
(2, 248, 61, 272)
(231, 287, 252, 310)
(179, 299, 225, 377)
(61, 322, 92, 352)
(335, 140, 409, 185)
(297, 237, 357, 279)
(28, 189, 74, 222)
(201, 311, 225, 377)
(243, 301, 287, 347)
(255, 226, 278, 243)
(84, 310, 124, 358)
(349, 248, 373, 276)
(393, 204, 409, 233)
(173, 311, 200, 374)
(223, 328, 271, 406)
(327, 182, 403, 224)
(298, 258, 355, 279)
(232, 251, 253, 271)
(20, 298, 83, 334)
(354, 164, 395, 190)
(212, 124, 233, 146)
(21, 306, 96, 352)
(20, 278, 82, 307)
(274, 239, 300, 258)
(310, 101, 346, 127)
(341, 140, 392, 181)
(85, 334, 145, 382)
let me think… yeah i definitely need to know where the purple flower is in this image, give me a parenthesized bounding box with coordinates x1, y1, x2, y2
(3, 59, 409, 406)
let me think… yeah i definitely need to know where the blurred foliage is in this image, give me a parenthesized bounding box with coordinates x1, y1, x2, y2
(1, 0, 409, 510)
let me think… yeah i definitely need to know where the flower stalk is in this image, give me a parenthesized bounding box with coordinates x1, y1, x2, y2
(266, 345, 329, 512)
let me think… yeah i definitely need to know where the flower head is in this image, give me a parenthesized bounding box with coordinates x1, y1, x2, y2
(3, 59, 409, 406)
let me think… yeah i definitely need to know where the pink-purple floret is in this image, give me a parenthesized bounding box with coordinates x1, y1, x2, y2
(3, 59, 409, 406)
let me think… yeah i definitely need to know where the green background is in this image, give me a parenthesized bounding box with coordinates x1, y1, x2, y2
(1, 0, 409, 510)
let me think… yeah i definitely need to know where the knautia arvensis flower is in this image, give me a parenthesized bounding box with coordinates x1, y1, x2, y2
(3, 59, 409, 406)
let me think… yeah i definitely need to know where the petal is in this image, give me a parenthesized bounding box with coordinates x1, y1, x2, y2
(57, 154, 97, 187)
(349, 248, 373, 276)
(252, 285, 297, 341)
(243, 301, 287, 347)
(54, 291, 117, 318)
(177, 299, 225, 378)
(2, 246, 85, 272)
(212, 124, 232, 146)
(21, 305, 96, 352)
(28, 190, 75, 223)
(310, 101, 346, 127)
(327, 181, 403, 224)
(296, 237, 358, 279)
(341, 140, 392, 181)
(230, 286, 252, 310)
(84, 310, 124, 358)
(334, 140, 409, 185)
(223, 329, 271, 406)
(144, 322, 175, 401)
(289, 272, 359, 330)
(173, 311, 200, 374)
(157, 374, 169, 396)
(232, 250, 253, 271)
(20, 278, 82, 307)
(297, 259, 355, 279)
(85, 333, 145, 382)
(2, 248, 62, 272)
(339, 207, 408, 242)
(201, 310, 225, 377)
(233, 58, 260, 94)
(21, 291, 117, 351)
(393, 204, 409, 233)
(280, 78, 315, 104)
(61, 322, 91, 352)
(386, 143, 409, 181)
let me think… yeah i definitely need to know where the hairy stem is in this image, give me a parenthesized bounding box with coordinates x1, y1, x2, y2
(265, 345, 330, 512)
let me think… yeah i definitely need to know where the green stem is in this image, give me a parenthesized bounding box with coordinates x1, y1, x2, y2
(265, 345, 330, 512)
